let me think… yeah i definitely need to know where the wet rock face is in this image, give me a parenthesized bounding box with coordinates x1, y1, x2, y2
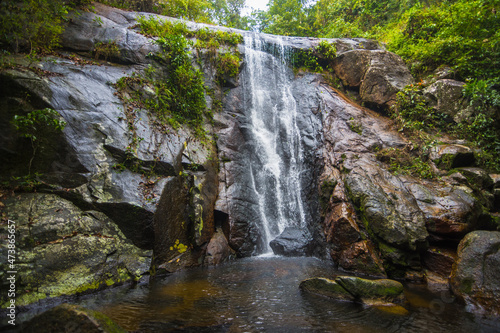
(406, 181, 483, 240)
(0, 4, 220, 305)
(423, 247, 457, 278)
(345, 169, 428, 251)
(215, 70, 325, 256)
(62, 2, 158, 64)
(451, 231, 500, 316)
(317, 79, 497, 281)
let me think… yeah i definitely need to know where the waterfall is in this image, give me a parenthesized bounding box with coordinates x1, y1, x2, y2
(242, 34, 307, 254)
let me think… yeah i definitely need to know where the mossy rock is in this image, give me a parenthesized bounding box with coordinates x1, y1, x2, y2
(300, 276, 405, 305)
(21, 303, 126, 333)
(335, 276, 405, 303)
(0, 193, 152, 307)
(299, 277, 354, 301)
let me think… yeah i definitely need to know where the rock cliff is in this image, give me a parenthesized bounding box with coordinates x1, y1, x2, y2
(1, 3, 498, 317)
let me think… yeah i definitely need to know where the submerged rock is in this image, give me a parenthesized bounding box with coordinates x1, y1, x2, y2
(335, 276, 405, 303)
(300, 276, 405, 305)
(21, 303, 126, 333)
(300, 277, 354, 300)
(451, 230, 500, 316)
(269, 227, 314, 256)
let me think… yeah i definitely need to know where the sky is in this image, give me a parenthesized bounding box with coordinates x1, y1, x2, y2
(243, 0, 270, 15)
(242, 0, 317, 16)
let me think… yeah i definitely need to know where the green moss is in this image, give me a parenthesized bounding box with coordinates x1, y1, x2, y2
(299, 278, 354, 300)
(335, 276, 404, 301)
(115, 16, 243, 145)
(170, 239, 188, 253)
(195, 203, 204, 236)
(93, 40, 120, 61)
(461, 278, 474, 294)
(319, 179, 337, 213)
(376, 147, 436, 179)
(73, 279, 102, 294)
(216, 51, 241, 83)
(11, 292, 47, 308)
(348, 117, 363, 135)
(291, 40, 337, 73)
(435, 153, 454, 170)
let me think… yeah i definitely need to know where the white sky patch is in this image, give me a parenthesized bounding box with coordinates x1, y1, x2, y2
(243, 0, 270, 16)
(242, 0, 317, 16)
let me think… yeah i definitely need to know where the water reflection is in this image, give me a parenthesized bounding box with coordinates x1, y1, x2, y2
(80, 257, 499, 332)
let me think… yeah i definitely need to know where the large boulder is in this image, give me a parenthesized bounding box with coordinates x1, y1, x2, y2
(335, 240, 386, 277)
(204, 228, 233, 265)
(323, 200, 386, 277)
(269, 227, 314, 256)
(451, 230, 500, 316)
(345, 168, 428, 252)
(423, 79, 468, 123)
(424, 79, 499, 124)
(333, 50, 414, 109)
(429, 143, 476, 170)
(406, 181, 483, 240)
(0, 193, 151, 307)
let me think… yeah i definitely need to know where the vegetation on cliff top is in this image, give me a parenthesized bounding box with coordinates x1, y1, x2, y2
(1, 0, 498, 171)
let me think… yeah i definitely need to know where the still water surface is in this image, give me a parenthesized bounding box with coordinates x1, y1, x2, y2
(81, 257, 499, 332)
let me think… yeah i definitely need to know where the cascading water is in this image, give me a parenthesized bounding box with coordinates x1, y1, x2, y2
(242, 33, 307, 254)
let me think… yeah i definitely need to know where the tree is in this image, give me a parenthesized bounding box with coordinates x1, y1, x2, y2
(260, 0, 315, 37)
(0, 0, 69, 53)
(157, 0, 213, 23)
(209, 0, 250, 29)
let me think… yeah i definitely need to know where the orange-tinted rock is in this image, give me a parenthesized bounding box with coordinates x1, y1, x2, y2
(422, 247, 457, 278)
(324, 202, 360, 245)
(205, 228, 233, 265)
(334, 240, 386, 278)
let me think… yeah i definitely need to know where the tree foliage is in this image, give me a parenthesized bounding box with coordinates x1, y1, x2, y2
(0, 0, 69, 53)
(260, 0, 315, 36)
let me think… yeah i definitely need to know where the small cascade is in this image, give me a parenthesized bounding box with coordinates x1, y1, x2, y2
(242, 33, 307, 254)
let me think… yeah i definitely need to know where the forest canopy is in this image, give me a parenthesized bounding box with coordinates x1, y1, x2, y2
(1, 0, 499, 170)
(2, 0, 498, 81)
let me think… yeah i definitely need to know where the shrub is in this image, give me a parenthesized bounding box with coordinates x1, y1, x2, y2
(0, 0, 70, 53)
(12, 108, 66, 174)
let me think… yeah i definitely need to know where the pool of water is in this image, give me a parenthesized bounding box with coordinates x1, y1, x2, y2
(70, 256, 500, 332)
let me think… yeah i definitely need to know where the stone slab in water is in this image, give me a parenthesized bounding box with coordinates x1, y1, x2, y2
(300, 276, 405, 305)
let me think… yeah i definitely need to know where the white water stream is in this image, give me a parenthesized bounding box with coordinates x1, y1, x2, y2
(243, 34, 307, 253)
